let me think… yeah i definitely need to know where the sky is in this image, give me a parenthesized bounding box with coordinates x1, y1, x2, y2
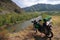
(12, 0, 60, 8)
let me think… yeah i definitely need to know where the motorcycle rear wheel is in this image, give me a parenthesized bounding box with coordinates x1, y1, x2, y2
(46, 31, 53, 38)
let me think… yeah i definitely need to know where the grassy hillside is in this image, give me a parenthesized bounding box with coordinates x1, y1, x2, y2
(23, 4, 60, 12)
(0, 0, 22, 14)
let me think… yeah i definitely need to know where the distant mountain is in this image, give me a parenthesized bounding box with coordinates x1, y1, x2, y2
(23, 4, 60, 12)
(0, 0, 22, 14)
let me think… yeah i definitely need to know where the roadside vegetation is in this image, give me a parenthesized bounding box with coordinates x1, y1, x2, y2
(0, 12, 40, 27)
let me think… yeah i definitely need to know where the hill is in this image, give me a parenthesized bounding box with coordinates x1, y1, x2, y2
(0, 0, 22, 14)
(23, 4, 60, 12)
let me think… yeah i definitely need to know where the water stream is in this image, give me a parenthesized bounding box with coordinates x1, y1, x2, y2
(7, 16, 42, 32)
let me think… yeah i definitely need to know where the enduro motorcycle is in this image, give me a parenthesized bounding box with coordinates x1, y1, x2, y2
(31, 19, 53, 40)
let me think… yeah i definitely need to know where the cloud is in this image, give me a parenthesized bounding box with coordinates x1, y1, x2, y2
(19, 0, 40, 7)
(12, 0, 47, 8)
(47, 0, 60, 4)
(12, 0, 25, 7)
(12, 0, 60, 8)
(48, 0, 60, 1)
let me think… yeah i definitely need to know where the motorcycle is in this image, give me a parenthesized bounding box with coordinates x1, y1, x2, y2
(31, 20, 53, 40)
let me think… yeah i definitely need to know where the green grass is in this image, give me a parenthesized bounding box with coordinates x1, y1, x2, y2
(0, 12, 40, 26)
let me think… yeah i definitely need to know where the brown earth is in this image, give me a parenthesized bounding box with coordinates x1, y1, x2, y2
(7, 26, 47, 40)
(7, 25, 60, 40)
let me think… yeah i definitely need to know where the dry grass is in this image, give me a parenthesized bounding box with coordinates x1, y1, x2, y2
(52, 16, 60, 40)
(52, 16, 60, 26)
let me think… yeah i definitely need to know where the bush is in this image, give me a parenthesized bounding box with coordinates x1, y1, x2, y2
(0, 12, 40, 26)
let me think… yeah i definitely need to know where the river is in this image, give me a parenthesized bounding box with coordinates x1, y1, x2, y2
(7, 16, 42, 32)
